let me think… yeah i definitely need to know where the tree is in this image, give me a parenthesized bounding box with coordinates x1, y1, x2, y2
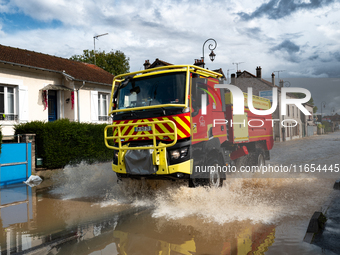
(70, 49, 130, 76)
(290, 92, 315, 107)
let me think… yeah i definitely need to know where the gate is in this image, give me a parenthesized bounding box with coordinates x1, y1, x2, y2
(307, 126, 314, 137)
(0, 142, 32, 186)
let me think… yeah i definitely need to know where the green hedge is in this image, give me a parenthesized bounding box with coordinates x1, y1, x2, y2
(14, 119, 113, 169)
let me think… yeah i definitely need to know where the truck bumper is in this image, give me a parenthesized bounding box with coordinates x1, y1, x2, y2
(112, 159, 192, 180)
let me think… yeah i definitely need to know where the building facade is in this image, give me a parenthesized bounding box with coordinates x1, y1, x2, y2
(0, 45, 114, 136)
(231, 67, 306, 141)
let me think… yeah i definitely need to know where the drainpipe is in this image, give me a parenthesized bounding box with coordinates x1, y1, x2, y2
(77, 81, 85, 123)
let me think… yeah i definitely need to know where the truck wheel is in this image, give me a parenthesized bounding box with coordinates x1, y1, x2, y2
(250, 148, 265, 169)
(189, 158, 224, 188)
(209, 158, 224, 187)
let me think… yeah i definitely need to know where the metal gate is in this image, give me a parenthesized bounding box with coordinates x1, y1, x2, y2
(307, 126, 314, 137)
(0, 142, 32, 186)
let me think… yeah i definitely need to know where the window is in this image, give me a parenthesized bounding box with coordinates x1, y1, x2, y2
(0, 85, 17, 121)
(98, 93, 109, 121)
(287, 105, 290, 117)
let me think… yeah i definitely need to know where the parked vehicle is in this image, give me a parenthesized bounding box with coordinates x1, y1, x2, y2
(104, 65, 274, 187)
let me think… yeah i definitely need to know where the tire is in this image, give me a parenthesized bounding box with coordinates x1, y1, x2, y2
(189, 157, 224, 188)
(249, 148, 265, 169)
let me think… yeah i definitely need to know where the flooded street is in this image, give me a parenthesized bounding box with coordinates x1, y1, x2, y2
(1, 132, 340, 254)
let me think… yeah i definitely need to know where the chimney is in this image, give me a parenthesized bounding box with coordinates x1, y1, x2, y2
(194, 58, 205, 67)
(256, 66, 262, 78)
(143, 60, 150, 69)
(236, 71, 242, 77)
(231, 73, 236, 85)
(271, 72, 275, 86)
(279, 80, 284, 87)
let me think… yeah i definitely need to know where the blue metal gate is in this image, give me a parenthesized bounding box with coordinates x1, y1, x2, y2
(0, 142, 32, 186)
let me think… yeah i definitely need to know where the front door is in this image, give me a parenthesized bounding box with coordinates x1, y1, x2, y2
(48, 90, 58, 122)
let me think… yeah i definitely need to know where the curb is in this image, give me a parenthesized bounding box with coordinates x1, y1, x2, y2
(303, 211, 327, 243)
(304, 179, 340, 244)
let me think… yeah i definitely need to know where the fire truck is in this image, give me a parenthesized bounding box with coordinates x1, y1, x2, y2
(104, 65, 274, 187)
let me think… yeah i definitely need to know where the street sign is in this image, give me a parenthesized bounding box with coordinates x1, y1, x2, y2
(259, 90, 273, 102)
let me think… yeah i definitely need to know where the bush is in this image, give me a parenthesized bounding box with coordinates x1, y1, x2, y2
(322, 121, 332, 133)
(14, 119, 113, 169)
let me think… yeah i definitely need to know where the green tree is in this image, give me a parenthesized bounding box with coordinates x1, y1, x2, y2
(290, 92, 314, 105)
(70, 49, 130, 76)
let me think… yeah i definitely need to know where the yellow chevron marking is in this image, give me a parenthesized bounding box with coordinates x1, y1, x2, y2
(172, 117, 186, 138)
(121, 120, 133, 135)
(173, 116, 190, 135)
(153, 118, 173, 139)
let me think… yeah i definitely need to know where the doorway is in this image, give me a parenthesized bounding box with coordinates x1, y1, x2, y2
(48, 90, 58, 122)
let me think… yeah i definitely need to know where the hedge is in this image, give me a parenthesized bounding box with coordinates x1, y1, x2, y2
(14, 119, 113, 169)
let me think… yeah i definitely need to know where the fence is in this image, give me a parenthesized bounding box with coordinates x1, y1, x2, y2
(0, 134, 34, 186)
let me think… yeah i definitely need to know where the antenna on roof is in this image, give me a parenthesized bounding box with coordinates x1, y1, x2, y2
(232, 62, 244, 71)
(273, 70, 285, 85)
(93, 33, 109, 65)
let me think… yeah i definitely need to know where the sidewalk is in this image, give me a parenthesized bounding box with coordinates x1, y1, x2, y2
(312, 182, 340, 254)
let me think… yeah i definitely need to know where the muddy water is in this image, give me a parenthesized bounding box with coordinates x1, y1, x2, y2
(1, 133, 339, 254)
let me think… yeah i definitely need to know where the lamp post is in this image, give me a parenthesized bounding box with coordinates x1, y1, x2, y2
(283, 81, 291, 87)
(321, 101, 326, 121)
(93, 33, 108, 65)
(202, 38, 217, 68)
(331, 107, 335, 115)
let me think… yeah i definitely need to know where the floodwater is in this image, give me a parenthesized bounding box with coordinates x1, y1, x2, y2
(1, 132, 340, 254)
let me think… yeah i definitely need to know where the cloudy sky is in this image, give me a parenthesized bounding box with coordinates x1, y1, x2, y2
(1, 0, 340, 113)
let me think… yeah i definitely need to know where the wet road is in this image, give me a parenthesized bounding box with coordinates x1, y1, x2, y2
(1, 132, 340, 254)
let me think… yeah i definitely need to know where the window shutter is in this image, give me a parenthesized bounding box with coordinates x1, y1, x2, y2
(19, 86, 29, 122)
(91, 91, 98, 122)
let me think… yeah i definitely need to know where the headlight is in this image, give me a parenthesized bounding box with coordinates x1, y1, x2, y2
(170, 146, 189, 160)
(170, 149, 180, 160)
(180, 147, 188, 158)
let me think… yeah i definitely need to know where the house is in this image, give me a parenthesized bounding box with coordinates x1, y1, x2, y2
(0, 44, 114, 136)
(231, 67, 309, 141)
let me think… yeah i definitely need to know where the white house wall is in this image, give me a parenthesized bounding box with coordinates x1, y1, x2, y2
(1, 63, 112, 136)
(0, 64, 61, 135)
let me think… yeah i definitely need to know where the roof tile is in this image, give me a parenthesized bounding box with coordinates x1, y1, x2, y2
(0, 44, 114, 85)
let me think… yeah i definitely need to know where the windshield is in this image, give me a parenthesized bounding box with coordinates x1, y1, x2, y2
(117, 72, 186, 109)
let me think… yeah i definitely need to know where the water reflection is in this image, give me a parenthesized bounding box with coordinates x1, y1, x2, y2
(0, 159, 336, 254)
(0, 181, 277, 255)
(0, 183, 36, 253)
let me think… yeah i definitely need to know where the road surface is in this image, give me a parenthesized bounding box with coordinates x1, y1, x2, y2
(0, 132, 339, 254)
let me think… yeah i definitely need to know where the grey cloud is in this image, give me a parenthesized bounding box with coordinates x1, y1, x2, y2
(270, 39, 302, 63)
(334, 52, 340, 62)
(238, 0, 336, 21)
(271, 39, 300, 53)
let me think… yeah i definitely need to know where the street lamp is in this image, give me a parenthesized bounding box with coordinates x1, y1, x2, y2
(321, 101, 326, 121)
(283, 81, 291, 87)
(331, 107, 335, 115)
(93, 33, 108, 65)
(202, 38, 217, 68)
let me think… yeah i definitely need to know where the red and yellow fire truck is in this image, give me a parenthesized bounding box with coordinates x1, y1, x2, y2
(104, 65, 274, 187)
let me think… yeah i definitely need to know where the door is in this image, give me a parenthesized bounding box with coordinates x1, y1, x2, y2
(48, 90, 58, 122)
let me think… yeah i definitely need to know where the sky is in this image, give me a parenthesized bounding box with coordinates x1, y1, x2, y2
(0, 0, 340, 114)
